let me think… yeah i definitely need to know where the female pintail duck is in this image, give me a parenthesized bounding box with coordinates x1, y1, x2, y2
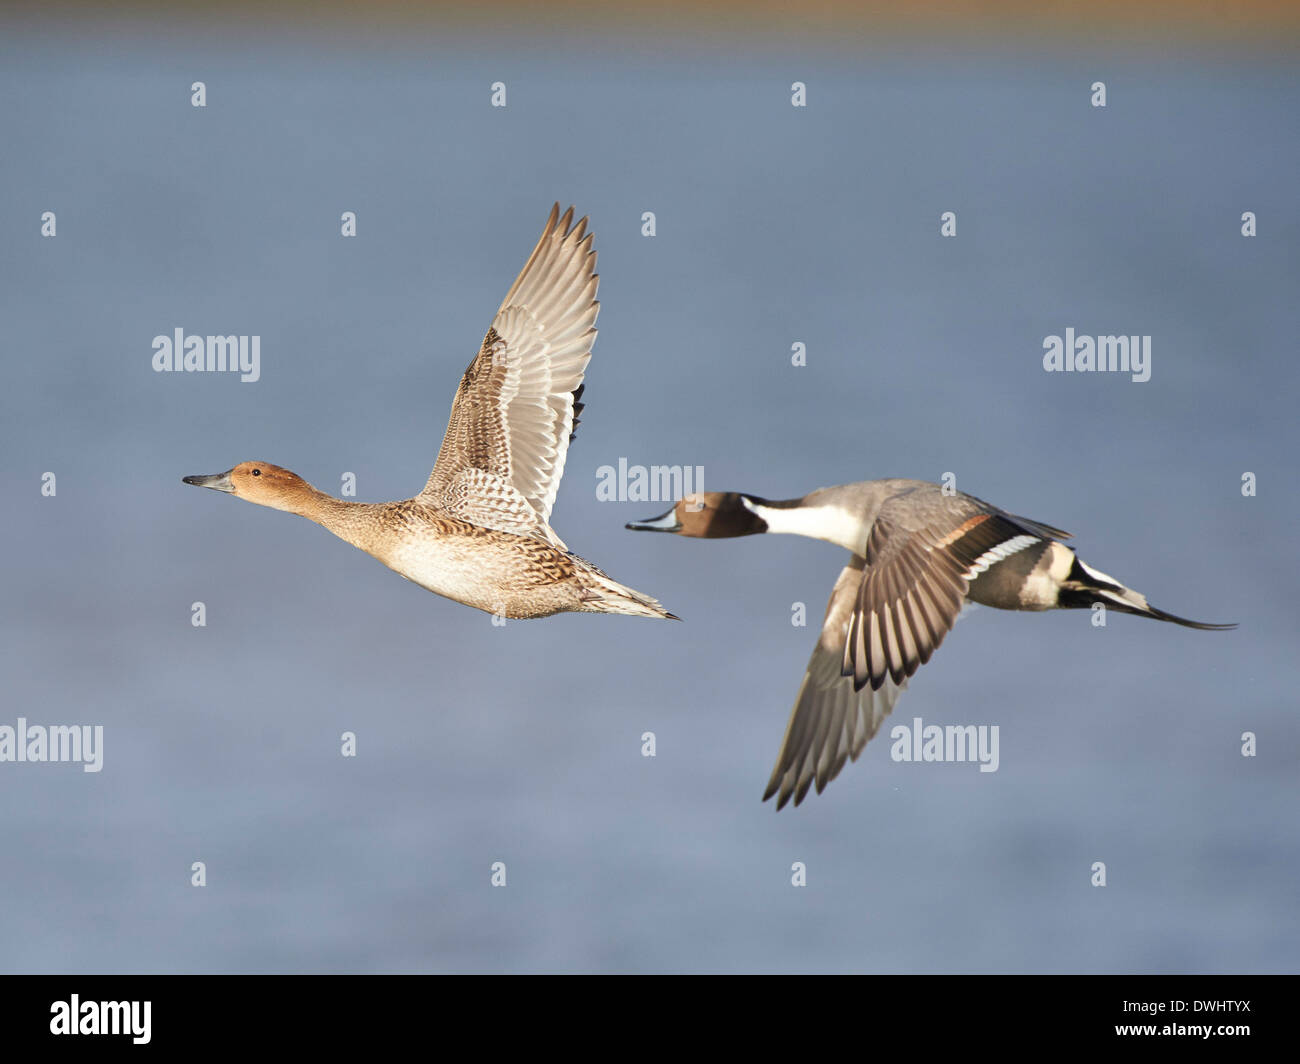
(628, 481, 1233, 808)
(185, 205, 675, 621)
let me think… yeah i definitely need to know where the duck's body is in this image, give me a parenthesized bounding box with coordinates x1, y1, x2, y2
(629, 480, 1234, 808)
(740, 479, 1082, 613)
(185, 205, 674, 621)
(373, 503, 583, 618)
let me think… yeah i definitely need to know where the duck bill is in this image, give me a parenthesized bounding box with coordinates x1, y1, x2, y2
(182, 470, 235, 493)
(625, 507, 681, 533)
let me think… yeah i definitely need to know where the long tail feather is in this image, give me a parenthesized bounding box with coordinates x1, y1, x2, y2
(1065, 557, 1236, 630)
(1091, 587, 1236, 630)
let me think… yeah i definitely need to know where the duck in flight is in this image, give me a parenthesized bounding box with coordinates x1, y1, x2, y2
(185, 205, 675, 621)
(628, 481, 1233, 808)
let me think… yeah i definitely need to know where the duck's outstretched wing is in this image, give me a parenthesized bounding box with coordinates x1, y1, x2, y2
(843, 503, 1043, 691)
(764, 501, 1051, 809)
(421, 204, 598, 546)
(763, 558, 907, 810)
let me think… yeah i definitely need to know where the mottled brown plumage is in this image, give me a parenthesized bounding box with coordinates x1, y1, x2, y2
(184, 206, 674, 621)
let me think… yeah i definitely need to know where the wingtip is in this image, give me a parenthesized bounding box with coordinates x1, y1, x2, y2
(762, 769, 796, 809)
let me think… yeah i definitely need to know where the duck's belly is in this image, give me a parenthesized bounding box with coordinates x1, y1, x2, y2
(379, 534, 577, 618)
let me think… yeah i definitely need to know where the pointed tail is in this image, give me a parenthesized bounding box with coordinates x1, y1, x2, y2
(577, 565, 680, 620)
(1059, 555, 1236, 630)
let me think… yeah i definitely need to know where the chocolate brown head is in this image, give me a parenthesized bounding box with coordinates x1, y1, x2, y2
(625, 492, 770, 539)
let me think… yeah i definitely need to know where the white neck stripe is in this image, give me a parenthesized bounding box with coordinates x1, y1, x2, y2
(744, 498, 868, 554)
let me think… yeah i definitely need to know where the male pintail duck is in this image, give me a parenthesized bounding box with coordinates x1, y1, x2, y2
(628, 481, 1233, 808)
(185, 205, 675, 621)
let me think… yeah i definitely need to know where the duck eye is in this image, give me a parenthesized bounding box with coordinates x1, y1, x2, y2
(251, 469, 261, 477)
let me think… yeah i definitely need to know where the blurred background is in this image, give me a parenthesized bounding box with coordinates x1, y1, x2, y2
(1, 2, 1297, 973)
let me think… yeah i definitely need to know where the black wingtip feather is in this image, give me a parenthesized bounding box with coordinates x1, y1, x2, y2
(569, 383, 586, 443)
